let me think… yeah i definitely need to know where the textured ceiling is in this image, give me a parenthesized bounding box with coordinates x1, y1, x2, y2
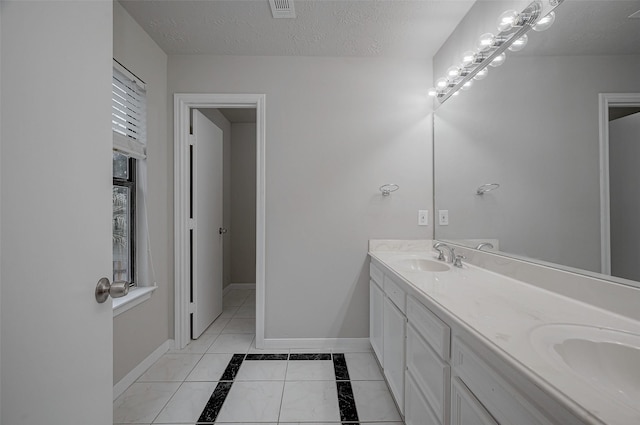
(119, 0, 475, 58)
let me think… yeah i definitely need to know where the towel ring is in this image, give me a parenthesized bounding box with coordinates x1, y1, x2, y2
(379, 184, 399, 196)
(476, 183, 500, 195)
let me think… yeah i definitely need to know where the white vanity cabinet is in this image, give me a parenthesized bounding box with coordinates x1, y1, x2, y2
(369, 254, 588, 425)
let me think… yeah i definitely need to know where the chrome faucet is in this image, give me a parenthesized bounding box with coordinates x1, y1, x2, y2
(433, 242, 455, 263)
(475, 242, 494, 251)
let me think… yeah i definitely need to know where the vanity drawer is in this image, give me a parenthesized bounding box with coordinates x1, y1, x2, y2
(383, 274, 406, 313)
(370, 262, 384, 287)
(407, 324, 450, 425)
(407, 296, 450, 359)
(452, 338, 556, 425)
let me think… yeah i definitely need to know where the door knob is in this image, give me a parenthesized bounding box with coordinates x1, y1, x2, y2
(219, 227, 228, 235)
(95, 277, 129, 303)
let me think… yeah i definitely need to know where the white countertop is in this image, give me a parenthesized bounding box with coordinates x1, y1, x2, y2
(369, 245, 640, 425)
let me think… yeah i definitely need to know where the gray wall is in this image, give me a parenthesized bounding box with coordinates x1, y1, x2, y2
(434, 54, 640, 272)
(230, 123, 257, 284)
(113, 1, 171, 385)
(200, 109, 233, 288)
(168, 55, 433, 339)
(610, 112, 640, 281)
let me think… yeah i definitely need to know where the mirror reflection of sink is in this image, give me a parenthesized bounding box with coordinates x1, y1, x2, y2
(530, 324, 640, 411)
(395, 258, 450, 272)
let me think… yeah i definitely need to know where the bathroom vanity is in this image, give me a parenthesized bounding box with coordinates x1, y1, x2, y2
(369, 240, 640, 425)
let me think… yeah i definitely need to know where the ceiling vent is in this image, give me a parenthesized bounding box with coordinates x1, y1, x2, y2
(269, 0, 296, 19)
(629, 9, 640, 19)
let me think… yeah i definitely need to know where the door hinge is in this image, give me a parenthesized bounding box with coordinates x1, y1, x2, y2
(188, 135, 196, 146)
(187, 218, 195, 229)
(189, 302, 196, 314)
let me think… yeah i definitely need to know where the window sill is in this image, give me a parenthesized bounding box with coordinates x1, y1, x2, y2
(113, 286, 157, 317)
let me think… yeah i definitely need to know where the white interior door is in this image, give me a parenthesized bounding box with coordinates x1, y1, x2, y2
(1, 2, 113, 423)
(192, 110, 224, 338)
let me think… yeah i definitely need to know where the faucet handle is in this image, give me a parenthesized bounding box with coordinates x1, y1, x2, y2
(453, 254, 466, 268)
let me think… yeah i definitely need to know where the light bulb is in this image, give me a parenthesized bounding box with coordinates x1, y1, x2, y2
(533, 11, 555, 32)
(508, 34, 528, 52)
(474, 67, 488, 80)
(461, 80, 473, 91)
(436, 77, 448, 89)
(497, 10, 519, 32)
(490, 52, 506, 67)
(447, 66, 461, 79)
(427, 87, 438, 97)
(461, 51, 476, 67)
(476, 33, 495, 52)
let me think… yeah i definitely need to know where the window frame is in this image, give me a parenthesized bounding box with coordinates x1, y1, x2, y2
(113, 155, 137, 287)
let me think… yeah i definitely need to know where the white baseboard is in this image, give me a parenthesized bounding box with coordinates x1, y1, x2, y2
(113, 339, 174, 400)
(261, 338, 371, 351)
(224, 283, 256, 294)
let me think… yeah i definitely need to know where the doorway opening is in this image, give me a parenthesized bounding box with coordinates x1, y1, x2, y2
(599, 93, 640, 280)
(174, 94, 266, 351)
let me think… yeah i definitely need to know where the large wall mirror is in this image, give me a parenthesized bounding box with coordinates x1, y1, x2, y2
(433, 0, 640, 287)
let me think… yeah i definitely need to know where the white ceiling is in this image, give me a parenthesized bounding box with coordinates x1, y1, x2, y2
(119, 0, 475, 58)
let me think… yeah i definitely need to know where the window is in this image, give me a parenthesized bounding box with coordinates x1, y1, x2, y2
(112, 62, 146, 286)
(113, 153, 136, 284)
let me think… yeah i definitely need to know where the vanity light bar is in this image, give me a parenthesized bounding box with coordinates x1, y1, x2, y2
(430, 0, 564, 104)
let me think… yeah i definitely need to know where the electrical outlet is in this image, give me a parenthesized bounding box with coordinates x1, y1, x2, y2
(438, 210, 449, 226)
(418, 210, 428, 226)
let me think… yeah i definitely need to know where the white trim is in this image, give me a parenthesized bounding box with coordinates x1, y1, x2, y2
(174, 93, 266, 351)
(598, 93, 640, 275)
(262, 338, 372, 351)
(112, 286, 157, 317)
(113, 339, 173, 400)
(224, 283, 256, 295)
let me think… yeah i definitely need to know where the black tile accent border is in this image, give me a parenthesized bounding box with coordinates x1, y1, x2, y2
(337, 380, 360, 423)
(198, 352, 361, 424)
(197, 381, 232, 423)
(333, 353, 350, 381)
(219, 353, 245, 381)
(289, 353, 332, 360)
(245, 353, 289, 361)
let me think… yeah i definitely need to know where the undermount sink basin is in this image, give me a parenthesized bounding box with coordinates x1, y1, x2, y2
(396, 258, 450, 272)
(529, 324, 640, 410)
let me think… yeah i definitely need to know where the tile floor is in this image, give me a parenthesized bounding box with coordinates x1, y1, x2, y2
(114, 288, 404, 425)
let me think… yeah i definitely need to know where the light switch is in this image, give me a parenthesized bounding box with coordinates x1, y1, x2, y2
(418, 210, 428, 226)
(438, 210, 449, 226)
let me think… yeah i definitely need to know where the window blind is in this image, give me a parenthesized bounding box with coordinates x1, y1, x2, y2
(112, 66, 147, 159)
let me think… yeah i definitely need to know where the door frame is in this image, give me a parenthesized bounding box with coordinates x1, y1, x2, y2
(174, 93, 266, 350)
(598, 93, 640, 275)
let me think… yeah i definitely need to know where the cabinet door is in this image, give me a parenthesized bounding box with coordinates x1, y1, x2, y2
(370, 280, 384, 365)
(451, 378, 498, 425)
(406, 370, 441, 425)
(383, 296, 406, 414)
